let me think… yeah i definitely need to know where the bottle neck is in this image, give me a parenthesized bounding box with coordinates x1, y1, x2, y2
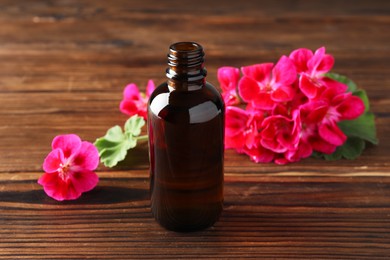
(166, 42, 207, 91)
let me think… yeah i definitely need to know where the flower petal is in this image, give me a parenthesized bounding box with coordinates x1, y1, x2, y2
(284, 140, 313, 163)
(310, 136, 337, 154)
(253, 92, 275, 110)
(244, 145, 274, 163)
(308, 47, 334, 75)
(225, 106, 248, 137)
(38, 172, 81, 201)
(307, 47, 325, 73)
(241, 63, 273, 84)
(272, 103, 289, 117)
(146, 80, 156, 97)
(271, 85, 295, 102)
(299, 74, 318, 99)
(316, 57, 334, 75)
(123, 83, 141, 100)
(70, 170, 99, 194)
(120, 100, 139, 116)
(277, 134, 296, 151)
(42, 148, 64, 173)
(261, 138, 287, 153)
(52, 134, 82, 158)
(319, 122, 347, 146)
(225, 133, 246, 151)
(272, 56, 297, 85)
(304, 101, 328, 124)
(289, 48, 313, 73)
(322, 78, 348, 94)
(337, 96, 365, 120)
(218, 66, 240, 92)
(225, 108, 248, 151)
(298, 141, 313, 158)
(222, 91, 240, 106)
(72, 141, 100, 171)
(238, 76, 260, 103)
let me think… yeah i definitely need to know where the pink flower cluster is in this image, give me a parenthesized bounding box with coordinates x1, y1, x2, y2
(220, 47, 365, 164)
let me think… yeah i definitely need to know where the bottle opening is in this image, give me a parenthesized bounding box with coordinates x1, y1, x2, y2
(167, 42, 206, 91)
(170, 42, 202, 53)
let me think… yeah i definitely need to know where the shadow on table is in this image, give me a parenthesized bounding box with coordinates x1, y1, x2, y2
(0, 186, 149, 205)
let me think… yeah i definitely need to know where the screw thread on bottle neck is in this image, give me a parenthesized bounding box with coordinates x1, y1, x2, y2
(166, 42, 207, 91)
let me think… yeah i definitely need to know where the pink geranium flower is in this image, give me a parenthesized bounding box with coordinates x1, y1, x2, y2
(238, 56, 296, 110)
(217, 66, 240, 106)
(299, 86, 365, 153)
(38, 134, 99, 201)
(120, 80, 155, 119)
(289, 47, 334, 98)
(225, 106, 274, 163)
(260, 110, 301, 154)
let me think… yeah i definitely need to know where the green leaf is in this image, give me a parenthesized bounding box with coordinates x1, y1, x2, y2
(325, 72, 357, 92)
(124, 115, 145, 136)
(94, 125, 135, 168)
(338, 137, 365, 160)
(100, 125, 125, 142)
(97, 141, 135, 168)
(94, 115, 147, 168)
(338, 112, 378, 145)
(319, 137, 365, 161)
(311, 151, 323, 159)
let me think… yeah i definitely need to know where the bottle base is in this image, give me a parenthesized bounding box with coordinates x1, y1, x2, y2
(151, 202, 223, 232)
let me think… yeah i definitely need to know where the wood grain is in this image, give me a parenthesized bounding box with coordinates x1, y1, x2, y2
(0, 0, 389, 259)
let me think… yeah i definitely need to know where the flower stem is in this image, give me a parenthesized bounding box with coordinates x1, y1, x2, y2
(137, 135, 149, 142)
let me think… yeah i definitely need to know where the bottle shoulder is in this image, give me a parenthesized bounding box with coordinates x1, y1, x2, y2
(148, 82, 224, 124)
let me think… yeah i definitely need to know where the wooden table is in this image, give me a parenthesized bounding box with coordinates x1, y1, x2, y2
(1, 0, 389, 259)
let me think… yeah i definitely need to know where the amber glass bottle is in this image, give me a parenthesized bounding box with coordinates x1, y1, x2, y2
(147, 42, 224, 232)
